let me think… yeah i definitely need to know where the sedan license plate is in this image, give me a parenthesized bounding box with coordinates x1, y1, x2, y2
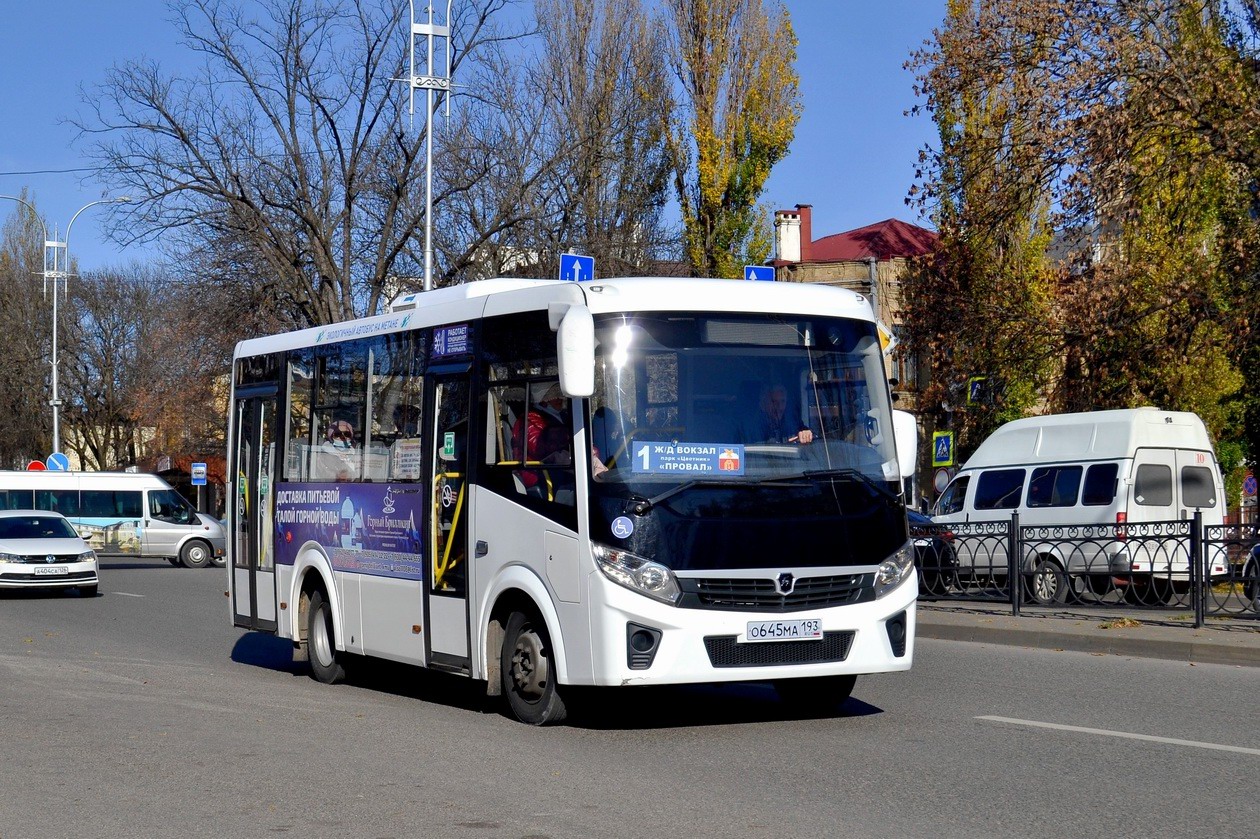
(33, 566, 68, 576)
(743, 618, 822, 643)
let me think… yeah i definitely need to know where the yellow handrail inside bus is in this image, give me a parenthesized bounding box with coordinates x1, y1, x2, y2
(432, 471, 465, 588)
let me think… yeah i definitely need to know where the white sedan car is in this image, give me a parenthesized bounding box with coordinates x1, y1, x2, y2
(0, 510, 98, 597)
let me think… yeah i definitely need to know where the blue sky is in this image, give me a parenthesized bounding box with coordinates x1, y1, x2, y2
(0, 1, 944, 273)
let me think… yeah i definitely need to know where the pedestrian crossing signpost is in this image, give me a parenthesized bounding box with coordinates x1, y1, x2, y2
(932, 431, 955, 467)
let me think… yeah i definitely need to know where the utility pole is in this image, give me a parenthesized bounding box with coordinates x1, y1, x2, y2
(404, 1, 454, 292)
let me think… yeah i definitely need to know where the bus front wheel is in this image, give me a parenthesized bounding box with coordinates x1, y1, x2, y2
(307, 590, 346, 685)
(501, 610, 567, 725)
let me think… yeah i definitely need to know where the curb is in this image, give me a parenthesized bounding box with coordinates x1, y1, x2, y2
(916, 610, 1260, 668)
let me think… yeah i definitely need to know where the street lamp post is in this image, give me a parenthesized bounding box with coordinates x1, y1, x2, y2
(1, 194, 131, 456)
(406, 1, 453, 292)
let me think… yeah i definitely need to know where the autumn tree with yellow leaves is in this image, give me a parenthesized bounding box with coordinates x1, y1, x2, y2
(664, 0, 801, 278)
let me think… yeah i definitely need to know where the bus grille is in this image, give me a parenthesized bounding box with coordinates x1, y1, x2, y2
(679, 574, 872, 612)
(703, 631, 854, 668)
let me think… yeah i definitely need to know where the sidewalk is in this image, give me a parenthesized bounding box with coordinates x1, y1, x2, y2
(915, 601, 1260, 668)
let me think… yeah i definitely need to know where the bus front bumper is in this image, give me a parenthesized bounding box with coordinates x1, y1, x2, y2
(581, 571, 917, 688)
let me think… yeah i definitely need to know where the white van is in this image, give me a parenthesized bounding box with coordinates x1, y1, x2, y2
(932, 408, 1227, 603)
(0, 471, 226, 568)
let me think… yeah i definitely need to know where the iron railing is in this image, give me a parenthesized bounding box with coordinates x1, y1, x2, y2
(910, 513, 1260, 627)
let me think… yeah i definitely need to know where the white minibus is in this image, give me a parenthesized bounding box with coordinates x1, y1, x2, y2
(228, 277, 919, 724)
(932, 408, 1227, 603)
(0, 471, 227, 568)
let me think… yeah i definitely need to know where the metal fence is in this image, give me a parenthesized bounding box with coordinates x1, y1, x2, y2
(909, 513, 1260, 627)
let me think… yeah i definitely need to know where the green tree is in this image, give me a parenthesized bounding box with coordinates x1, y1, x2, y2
(663, 0, 800, 278)
(909, 0, 1260, 465)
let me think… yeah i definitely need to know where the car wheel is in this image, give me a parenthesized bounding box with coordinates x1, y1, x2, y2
(179, 539, 212, 569)
(1027, 558, 1068, 605)
(774, 674, 857, 711)
(307, 589, 346, 684)
(501, 609, 567, 725)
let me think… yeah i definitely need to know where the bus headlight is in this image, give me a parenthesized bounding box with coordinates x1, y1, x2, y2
(592, 543, 681, 605)
(875, 542, 915, 599)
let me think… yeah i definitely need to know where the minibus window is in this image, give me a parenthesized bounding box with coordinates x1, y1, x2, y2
(974, 469, 1026, 510)
(1181, 466, 1217, 508)
(1026, 465, 1082, 508)
(1134, 464, 1172, 506)
(1081, 463, 1119, 506)
(935, 475, 969, 515)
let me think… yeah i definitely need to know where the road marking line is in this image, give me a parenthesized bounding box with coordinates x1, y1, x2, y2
(977, 716, 1260, 756)
(110, 592, 145, 598)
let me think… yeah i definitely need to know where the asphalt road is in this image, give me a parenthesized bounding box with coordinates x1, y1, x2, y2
(0, 559, 1255, 839)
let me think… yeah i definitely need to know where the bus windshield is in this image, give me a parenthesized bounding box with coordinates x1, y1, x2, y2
(586, 312, 905, 571)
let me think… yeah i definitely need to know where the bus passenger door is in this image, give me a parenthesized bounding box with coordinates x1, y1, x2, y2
(426, 369, 471, 671)
(232, 390, 278, 631)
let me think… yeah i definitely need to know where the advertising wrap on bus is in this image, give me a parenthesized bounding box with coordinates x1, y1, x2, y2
(273, 483, 424, 580)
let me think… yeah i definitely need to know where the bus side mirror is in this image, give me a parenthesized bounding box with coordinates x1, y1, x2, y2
(556, 304, 595, 398)
(893, 409, 917, 480)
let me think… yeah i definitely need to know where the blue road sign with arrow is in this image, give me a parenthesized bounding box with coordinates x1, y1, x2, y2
(744, 265, 775, 281)
(559, 253, 595, 282)
(46, 452, 70, 471)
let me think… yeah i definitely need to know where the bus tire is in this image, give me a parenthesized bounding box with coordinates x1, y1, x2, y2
(307, 589, 346, 684)
(774, 674, 857, 711)
(501, 609, 567, 725)
(179, 539, 212, 569)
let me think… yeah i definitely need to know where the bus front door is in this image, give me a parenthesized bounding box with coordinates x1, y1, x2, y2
(426, 369, 471, 672)
(232, 390, 278, 631)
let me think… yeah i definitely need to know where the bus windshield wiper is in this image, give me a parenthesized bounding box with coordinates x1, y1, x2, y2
(629, 476, 802, 514)
(801, 467, 901, 503)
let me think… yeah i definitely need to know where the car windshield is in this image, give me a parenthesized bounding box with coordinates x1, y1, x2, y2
(0, 516, 77, 540)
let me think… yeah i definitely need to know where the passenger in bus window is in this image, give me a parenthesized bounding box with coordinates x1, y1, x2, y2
(512, 383, 572, 492)
(739, 384, 814, 445)
(393, 403, 420, 437)
(317, 419, 361, 481)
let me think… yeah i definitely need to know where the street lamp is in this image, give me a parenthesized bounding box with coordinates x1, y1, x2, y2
(0, 194, 131, 456)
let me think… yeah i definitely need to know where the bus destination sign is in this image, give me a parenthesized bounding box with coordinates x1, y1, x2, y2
(630, 441, 745, 476)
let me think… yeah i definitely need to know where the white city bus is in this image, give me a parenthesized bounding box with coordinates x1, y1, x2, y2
(228, 277, 917, 724)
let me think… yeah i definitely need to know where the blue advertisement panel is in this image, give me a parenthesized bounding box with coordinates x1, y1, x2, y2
(274, 483, 426, 580)
(630, 442, 746, 476)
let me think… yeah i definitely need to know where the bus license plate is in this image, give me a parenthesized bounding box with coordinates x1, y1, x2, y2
(743, 618, 822, 643)
(34, 566, 68, 576)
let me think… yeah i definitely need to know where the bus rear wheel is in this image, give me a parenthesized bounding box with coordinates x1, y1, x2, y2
(179, 539, 212, 569)
(307, 590, 346, 685)
(501, 610, 567, 725)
